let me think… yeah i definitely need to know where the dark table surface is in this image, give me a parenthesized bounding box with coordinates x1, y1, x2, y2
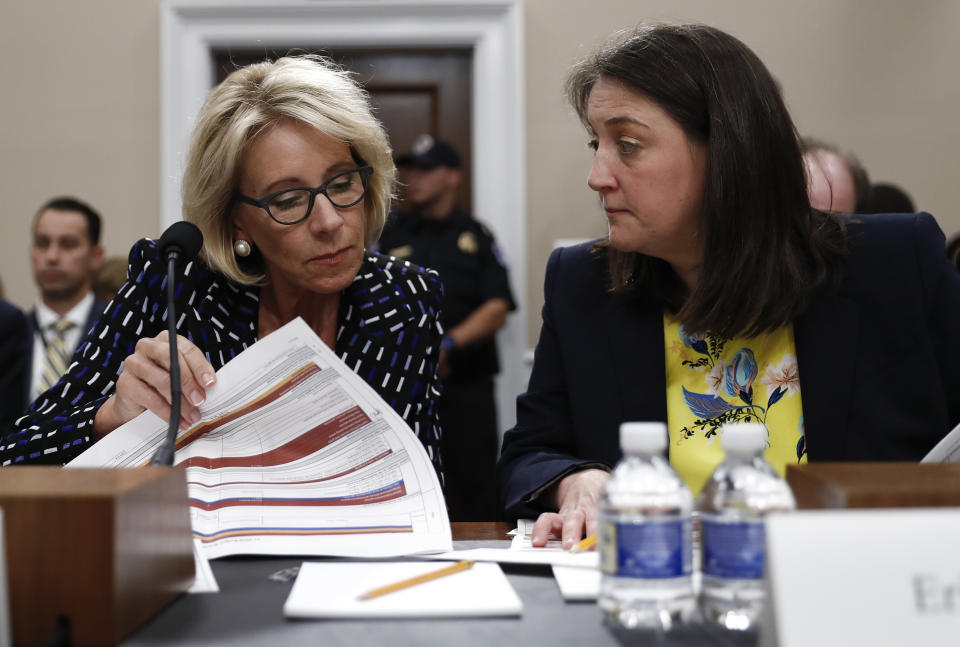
(123, 524, 757, 647)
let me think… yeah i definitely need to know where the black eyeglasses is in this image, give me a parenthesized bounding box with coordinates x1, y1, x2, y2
(234, 166, 374, 225)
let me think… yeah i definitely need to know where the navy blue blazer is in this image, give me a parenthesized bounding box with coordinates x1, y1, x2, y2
(498, 213, 960, 519)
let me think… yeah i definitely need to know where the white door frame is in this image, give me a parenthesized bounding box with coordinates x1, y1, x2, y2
(162, 0, 527, 433)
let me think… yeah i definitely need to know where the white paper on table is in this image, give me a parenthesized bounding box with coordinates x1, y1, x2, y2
(551, 567, 702, 602)
(509, 519, 564, 550)
(515, 518, 535, 536)
(509, 520, 601, 598)
(425, 547, 598, 568)
(921, 421, 960, 462)
(552, 565, 601, 600)
(68, 317, 451, 559)
(187, 538, 219, 593)
(283, 560, 522, 618)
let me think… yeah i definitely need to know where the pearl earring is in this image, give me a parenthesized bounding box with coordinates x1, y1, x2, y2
(234, 239, 252, 257)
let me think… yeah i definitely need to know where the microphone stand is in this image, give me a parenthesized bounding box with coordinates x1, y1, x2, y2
(150, 251, 183, 466)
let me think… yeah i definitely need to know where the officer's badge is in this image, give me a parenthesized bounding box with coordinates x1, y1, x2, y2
(412, 134, 434, 155)
(457, 231, 478, 254)
(387, 245, 413, 259)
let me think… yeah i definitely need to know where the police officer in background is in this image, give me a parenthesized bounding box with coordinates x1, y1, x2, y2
(379, 135, 516, 521)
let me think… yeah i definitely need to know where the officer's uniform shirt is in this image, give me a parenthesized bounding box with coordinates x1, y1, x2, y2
(379, 207, 516, 384)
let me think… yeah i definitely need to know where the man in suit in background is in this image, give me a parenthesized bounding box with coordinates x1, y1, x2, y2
(27, 197, 106, 405)
(0, 298, 29, 433)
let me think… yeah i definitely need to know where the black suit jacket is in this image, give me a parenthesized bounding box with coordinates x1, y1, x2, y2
(498, 213, 960, 518)
(0, 299, 30, 433)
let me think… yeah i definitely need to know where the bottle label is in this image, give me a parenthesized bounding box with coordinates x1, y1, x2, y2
(599, 517, 692, 579)
(700, 517, 766, 580)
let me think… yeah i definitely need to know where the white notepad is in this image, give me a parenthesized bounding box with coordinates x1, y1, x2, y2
(552, 565, 601, 601)
(552, 567, 702, 602)
(284, 560, 523, 618)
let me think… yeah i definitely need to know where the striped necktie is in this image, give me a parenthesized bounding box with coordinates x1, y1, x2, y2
(38, 318, 76, 393)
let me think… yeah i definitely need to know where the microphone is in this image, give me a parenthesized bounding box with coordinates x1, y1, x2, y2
(158, 220, 203, 262)
(150, 221, 204, 466)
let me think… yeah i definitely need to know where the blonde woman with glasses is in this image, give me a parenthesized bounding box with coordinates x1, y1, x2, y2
(3, 57, 445, 477)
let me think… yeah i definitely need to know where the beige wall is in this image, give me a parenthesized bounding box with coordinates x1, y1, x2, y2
(1, 0, 160, 308)
(2, 1, 958, 350)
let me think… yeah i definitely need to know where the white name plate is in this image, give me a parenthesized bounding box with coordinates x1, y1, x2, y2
(761, 508, 960, 647)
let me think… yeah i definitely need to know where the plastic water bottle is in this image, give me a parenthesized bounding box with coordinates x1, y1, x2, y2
(696, 422, 796, 631)
(598, 422, 695, 632)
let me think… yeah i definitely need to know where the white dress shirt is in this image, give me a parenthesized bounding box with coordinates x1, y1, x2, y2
(30, 292, 95, 401)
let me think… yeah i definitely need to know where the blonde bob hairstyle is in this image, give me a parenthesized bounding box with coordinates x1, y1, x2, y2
(182, 55, 396, 286)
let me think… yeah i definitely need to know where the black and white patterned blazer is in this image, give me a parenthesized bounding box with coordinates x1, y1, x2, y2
(1, 238, 445, 475)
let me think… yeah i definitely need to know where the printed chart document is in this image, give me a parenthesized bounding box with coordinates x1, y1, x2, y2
(69, 318, 451, 559)
(284, 560, 522, 619)
(921, 421, 960, 462)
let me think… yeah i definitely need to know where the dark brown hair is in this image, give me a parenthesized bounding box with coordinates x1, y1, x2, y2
(566, 23, 847, 338)
(35, 196, 102, 246)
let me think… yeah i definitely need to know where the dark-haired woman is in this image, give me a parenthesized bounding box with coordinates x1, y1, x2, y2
(497, 23, 960, 547)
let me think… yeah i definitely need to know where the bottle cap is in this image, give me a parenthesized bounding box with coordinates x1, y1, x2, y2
(720, 422, 768, 455)
(620, 421, 667, 455)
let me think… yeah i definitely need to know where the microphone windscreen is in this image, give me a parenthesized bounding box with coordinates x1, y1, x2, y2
(159, 221, 204, 260)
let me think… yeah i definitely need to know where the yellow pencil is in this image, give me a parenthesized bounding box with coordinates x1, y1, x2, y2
(357, 560, 475, 600)
(569, 534, 596, 553)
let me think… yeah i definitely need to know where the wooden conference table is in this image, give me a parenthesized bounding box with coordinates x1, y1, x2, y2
(122, 522, 756, 647)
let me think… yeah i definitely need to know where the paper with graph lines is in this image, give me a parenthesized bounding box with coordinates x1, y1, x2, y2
(69, 317, 451, 559)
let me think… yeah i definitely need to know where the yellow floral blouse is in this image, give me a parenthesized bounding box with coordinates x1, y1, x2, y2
(664, 315, 806, 495)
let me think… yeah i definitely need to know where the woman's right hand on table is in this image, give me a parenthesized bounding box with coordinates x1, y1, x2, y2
(530, 468, 610, 550)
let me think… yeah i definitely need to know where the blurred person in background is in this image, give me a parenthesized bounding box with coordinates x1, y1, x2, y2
(379, 135, 516, 520)
(801, 138, 870, 214)
(92, 255, 129, 303)
(862, 182, 916, 214)
(27, 197, 106, 405)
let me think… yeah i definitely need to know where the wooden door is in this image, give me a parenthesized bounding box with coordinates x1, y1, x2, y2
(213, 49, 473, 211)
